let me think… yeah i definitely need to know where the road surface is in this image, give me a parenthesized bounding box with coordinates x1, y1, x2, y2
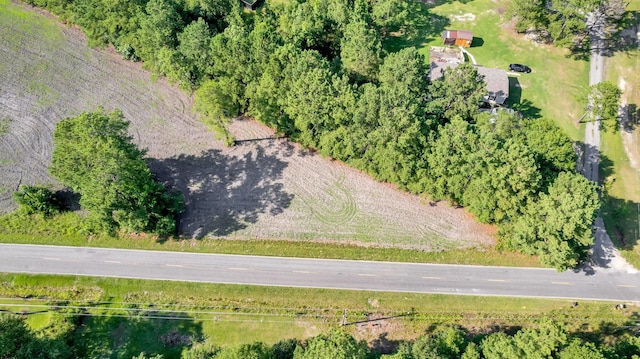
(0, 244, 639, 302)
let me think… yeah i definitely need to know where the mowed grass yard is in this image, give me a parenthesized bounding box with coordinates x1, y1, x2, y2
(1, 273, 633, 351)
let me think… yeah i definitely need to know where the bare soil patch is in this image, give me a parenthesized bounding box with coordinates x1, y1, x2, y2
(0, 1, 494, 249)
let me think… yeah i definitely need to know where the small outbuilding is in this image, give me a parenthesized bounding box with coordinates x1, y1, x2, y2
(442, 30, 473, 48)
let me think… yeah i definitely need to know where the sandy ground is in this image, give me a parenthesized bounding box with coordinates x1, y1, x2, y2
(0, 2, 494, 249)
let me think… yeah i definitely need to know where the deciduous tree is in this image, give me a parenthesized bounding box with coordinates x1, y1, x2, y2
(13, 185, 61, 217)
(502, 172, 600, 271)
(293, 330, 368, 359)
(340, 17, 382, 82)
(50, 109, 183, 235)
(588, 81, 622, 131)
(427, 63, 487, 123)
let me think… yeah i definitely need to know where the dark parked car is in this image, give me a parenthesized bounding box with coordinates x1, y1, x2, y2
(508, 64, 531, 73)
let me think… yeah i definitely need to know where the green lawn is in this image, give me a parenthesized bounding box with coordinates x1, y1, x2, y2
(0, 273, 633, 350)
(601, 1, 640, 267)
(0, 211, 540, 267)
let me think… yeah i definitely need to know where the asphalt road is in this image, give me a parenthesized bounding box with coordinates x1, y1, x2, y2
(0, 244, 639, 302)
(585, 10, 604, 186)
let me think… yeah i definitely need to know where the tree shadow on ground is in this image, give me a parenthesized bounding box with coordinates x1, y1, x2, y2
(150, 142, 294, 239)
(55, 189, 81, 212)
(507, 76, 542, 119)
(382, 2, 450, 53)
(573, 312, 640, 345)
(562, 9, 639, 59)
(603, 10, 640, 57)
(620, 103, 639, 133)
(72, 309, 203, 359)
(601, 193, 640, 252)
(369, 332, 401, 355)
(471, 37, 484, 47)
(574, 143, 639, 265)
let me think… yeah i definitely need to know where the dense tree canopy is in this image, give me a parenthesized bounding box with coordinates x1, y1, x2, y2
(293, 330, 368, 359)
(0, 315, 72, 359)
(340, 16, 382, 82)
(50, 109, 183, 236)
(501, 172, 600, 271)
(427, 63, 487, 123)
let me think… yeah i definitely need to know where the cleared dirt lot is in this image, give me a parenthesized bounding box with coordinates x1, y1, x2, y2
(0, 1, 494, 249)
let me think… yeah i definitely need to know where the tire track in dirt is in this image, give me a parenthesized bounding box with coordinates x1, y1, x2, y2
(0, 1, 495, 250)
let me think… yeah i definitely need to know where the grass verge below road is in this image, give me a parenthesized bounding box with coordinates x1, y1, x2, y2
(0, 273, 633, 349)
(602, 48, 640, 268)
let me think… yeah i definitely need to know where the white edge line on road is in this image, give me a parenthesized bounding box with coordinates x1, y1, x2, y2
(487, 279, 508, 282)
(0, 243, 554, 271)
(2, 269, 635, 303)
(43, 258, 60, 260)
(166, 264, 183, 268)
(104, 261, 121, 264)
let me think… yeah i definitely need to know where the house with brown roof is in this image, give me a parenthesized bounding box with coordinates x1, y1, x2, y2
(442, 30, 473, 48)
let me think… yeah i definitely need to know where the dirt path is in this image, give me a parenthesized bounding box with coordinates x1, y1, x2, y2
(0, 1, 494, 249)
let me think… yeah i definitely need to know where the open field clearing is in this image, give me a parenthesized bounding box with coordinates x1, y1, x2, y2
(1, 273, 634, 349)
(0, 0, 493, 249)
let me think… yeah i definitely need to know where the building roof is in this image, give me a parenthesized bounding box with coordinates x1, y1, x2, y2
(429, 46, 465, 65)
(428, 62, 510, 105)
(428, 47, 464, 82)
(428, 46, 509, 105)
(428, 61, 457, 82)
(442, 30, 473, 40)
(476, 66, 509, 105)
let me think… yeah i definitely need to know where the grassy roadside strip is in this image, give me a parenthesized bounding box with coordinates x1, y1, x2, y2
(0, 273, 633, 347)
(601, 0, 640, 268)
(0, 212, 540, 267)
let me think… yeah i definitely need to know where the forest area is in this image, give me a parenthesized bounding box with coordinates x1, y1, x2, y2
(13, 0, 608, 270)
